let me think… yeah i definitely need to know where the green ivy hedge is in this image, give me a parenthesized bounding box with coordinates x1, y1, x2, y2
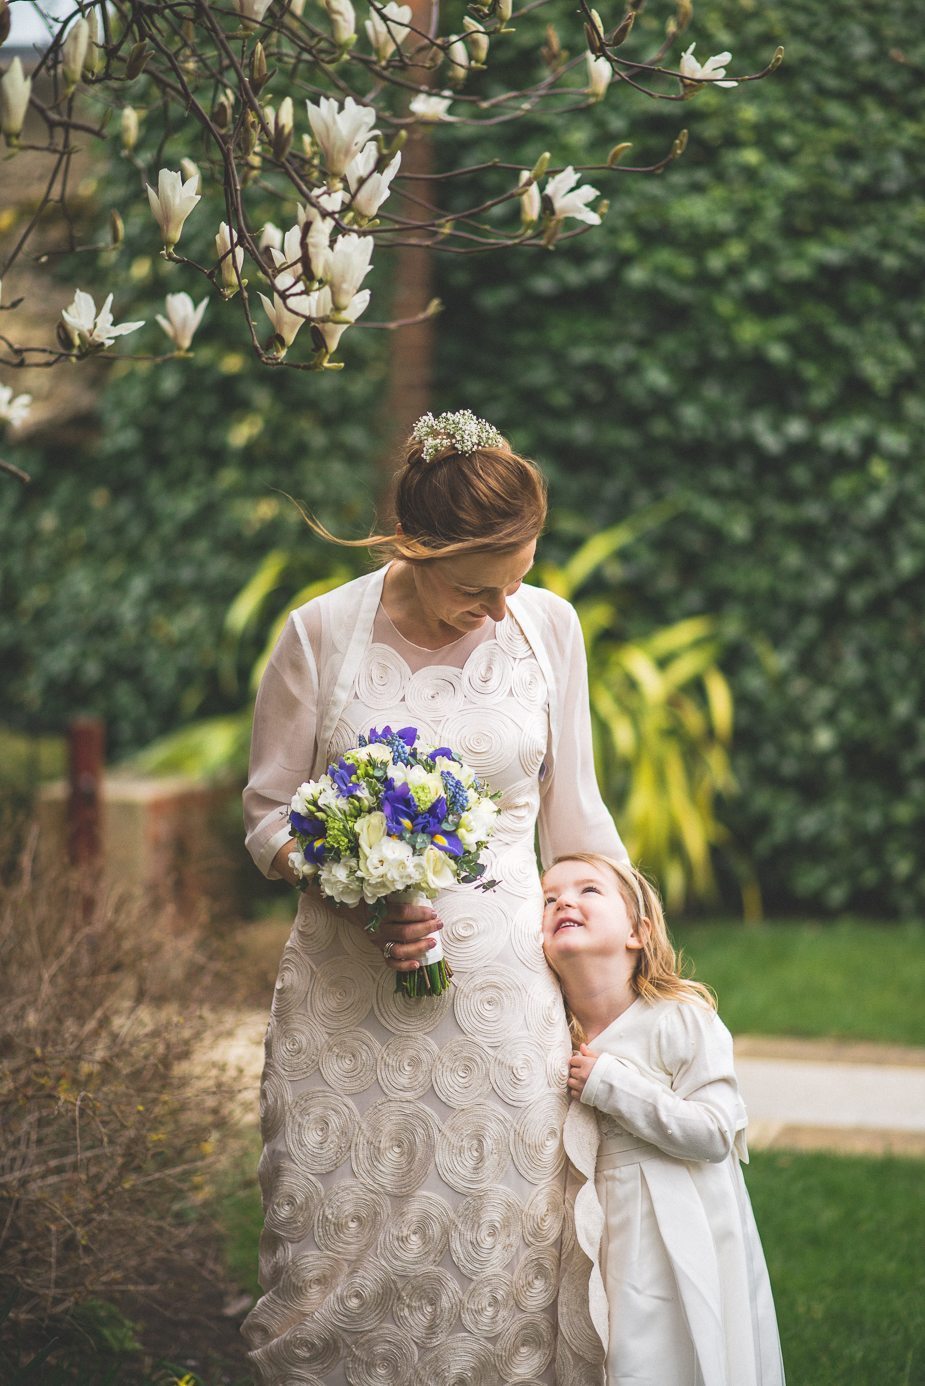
(433, 0, 925, 914)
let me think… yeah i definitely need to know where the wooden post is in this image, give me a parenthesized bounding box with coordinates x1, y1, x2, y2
(68, 717, 105, 869)
(374, 0, 438, 512)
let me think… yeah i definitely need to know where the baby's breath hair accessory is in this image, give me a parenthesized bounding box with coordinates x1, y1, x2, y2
(410, 408, 505, 463)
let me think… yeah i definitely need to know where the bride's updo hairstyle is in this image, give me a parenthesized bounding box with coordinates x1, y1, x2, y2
(305, 410, 547, 561)
(390, 431, 547, 560)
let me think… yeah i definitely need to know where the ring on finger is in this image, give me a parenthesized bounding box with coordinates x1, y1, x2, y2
(382, 940, 397, 962)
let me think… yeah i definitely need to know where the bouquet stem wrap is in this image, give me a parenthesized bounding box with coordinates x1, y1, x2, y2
(392, 888, 453, 999)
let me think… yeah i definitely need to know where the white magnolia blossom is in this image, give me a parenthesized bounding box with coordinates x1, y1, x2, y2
(446, 34, 470, 85)
(463, 16, 489, 65)
(215, 221, 245, 289)
(237, 0, 273, 25)
(409, 91, 454, 122)
(517, 171, 541, 226)
(328, 232, 374, 311)
(298, 188, 345, 280)
(307, 284, 370, 355)
(306, 95, 377, 178)
(586, 50, 613, 100)
(120, 105, 139, 152)
(0, 384, 32, 428)
(346, 144, 401, 219)
(1, 58, 31, 143)
(544, 165, 601, 225)
(258, 273, 313, 350)
(679, 43, 738, 90)
(61, 289, 144, 351)
(62, 18, 89, 91)
(155, 291, 208, 351)
(269, 222, 304, 277)
(364, 1, 412, 63)
(146, 168, 202, 250)
(325, 0, 356, 46)
(259, 222, 284, 252)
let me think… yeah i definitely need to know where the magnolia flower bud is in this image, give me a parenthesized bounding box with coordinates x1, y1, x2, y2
(215, 221, 245, 291)
(250, 40, 268, 93)
(110, 209, 124, 246)
(586, 50, 612, 101)
(237, 0, 273, 27)
(180, 157, 201, 191)
(325, 0, 356, 47)
(606, 141, 631, 166)
(517, 171, 540, 226)
(530, 150, 550, 180)
(62, 18, 89, 93)
(125, 39, 148, 78)
(213, 87, 234, 131)
(273, 95, 294, 159)
(446, 34, 470, 86)
(84, 8, 103, 79)
(0, 57, 31, 145)
(495, 0, 513, 25)
(463, 17, 489, 65)
(120, 105, 139, 152)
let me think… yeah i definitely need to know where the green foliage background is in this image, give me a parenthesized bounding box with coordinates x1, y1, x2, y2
(1, 0, 922, 914)
(434, 0, 925, 915)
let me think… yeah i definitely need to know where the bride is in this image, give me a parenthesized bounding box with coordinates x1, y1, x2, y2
(241, 409, 628, 1385)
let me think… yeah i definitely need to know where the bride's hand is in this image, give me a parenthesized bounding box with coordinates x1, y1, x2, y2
(367, 899, 443, 973)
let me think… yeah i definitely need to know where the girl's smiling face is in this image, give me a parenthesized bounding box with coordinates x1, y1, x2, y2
(541, 858, 644, 967)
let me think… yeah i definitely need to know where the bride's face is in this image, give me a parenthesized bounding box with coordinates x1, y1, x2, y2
(412, 540, 537, 634)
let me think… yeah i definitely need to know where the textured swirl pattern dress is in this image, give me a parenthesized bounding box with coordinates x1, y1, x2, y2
(242, 568, 628, 1386)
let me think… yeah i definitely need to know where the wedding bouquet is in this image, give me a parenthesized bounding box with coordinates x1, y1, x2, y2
(288, 725, 499, 997)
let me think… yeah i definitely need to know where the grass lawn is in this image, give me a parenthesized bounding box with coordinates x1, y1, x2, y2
(671, 920, 925, 1046)
(748, 1150, 925, 1386)
(219, 1145, 924, 1386)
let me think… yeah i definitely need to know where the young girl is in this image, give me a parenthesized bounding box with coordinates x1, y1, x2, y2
(542, 852, 785, 1386)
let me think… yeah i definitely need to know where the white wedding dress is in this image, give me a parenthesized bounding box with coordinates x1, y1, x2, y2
(241, 567, 627, 1385)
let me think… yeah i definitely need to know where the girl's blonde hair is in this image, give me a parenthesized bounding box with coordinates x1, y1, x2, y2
(545, 853, 716, 1048)
(300, 433, 548, 562)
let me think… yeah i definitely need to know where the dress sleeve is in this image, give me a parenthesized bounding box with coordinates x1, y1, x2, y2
(537, 600, 629, 866)
(580, 1004, 749, 1164)
(243, 609, 320, 878)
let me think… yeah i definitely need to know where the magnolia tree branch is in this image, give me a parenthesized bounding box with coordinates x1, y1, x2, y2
(0, 0, 781, 425)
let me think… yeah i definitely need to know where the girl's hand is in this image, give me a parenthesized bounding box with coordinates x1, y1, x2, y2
(368, 899, 443, 974)
(567, 1043, 599, 1099)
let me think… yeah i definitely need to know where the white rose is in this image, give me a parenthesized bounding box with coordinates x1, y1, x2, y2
(364, 743, 392, 763)
(318, 856, 364, 906)
(422, 845, 456, 892)
(357, 811, 387, 859)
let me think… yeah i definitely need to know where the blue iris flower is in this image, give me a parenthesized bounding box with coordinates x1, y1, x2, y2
(381, 781, 462, 856)
(289, 810, 326, 863)
(330, 757, 362, 797)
